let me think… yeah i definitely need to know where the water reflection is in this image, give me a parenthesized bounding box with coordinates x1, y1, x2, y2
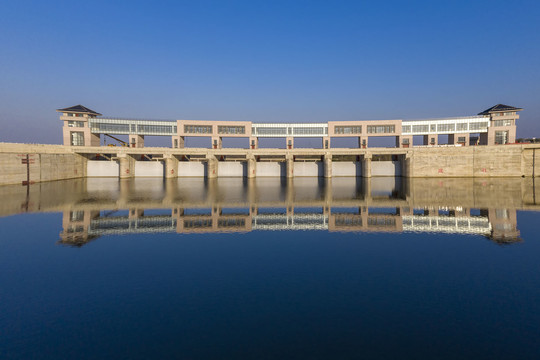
(0, 177, 538, 246)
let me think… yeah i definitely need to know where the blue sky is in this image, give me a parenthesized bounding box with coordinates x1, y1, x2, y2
(1, 0, 539, 144)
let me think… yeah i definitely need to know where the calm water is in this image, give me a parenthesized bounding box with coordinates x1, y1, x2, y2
(1, 177, 540, 359)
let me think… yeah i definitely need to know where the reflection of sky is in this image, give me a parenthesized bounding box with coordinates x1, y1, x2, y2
(1, 210, 540, 358)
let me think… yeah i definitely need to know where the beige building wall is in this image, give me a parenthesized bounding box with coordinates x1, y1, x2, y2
(487, 112, 519, 145)
(177, 120, 252, 149)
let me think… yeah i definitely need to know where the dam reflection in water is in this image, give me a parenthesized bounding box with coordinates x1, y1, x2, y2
(0, 176, 534, 246)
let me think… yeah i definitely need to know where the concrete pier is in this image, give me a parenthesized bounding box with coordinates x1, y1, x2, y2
(165, 155, 178, 179)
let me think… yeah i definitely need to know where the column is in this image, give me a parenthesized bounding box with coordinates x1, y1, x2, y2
(211, 137, 222, 149)
(286, 137, 294, 150)
(403, 153, 413, 178)
(423, 135, 438, 146)
(172, 136, 185, 149)
(323, 137, 331, 149)
(324, 154, 332, 178)
(398, 135, 413, 148)
(359, 137, 368, 149)
(165, 155, 179, 178)
(247, 156, 256, 179)
(362, 153, 372, 178)
(118, 154, 134, 178)
(207, 155, 218, 179)
(286, 155, 294, 178)
(129, 134, 145, 148)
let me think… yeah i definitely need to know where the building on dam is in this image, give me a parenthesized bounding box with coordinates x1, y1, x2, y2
(58, 104, 522, 149)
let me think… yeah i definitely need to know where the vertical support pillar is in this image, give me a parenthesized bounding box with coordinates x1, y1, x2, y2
(211, 137, 222, 149)
(207, 155, 218, 179)
(286, 155, 294, 178)
(324, 154, 332, 178)
(118, 154, 134, 178)
(323, 137, 331, 150)
(362, 177, 372, 206)
(172, 136, 185, 149)
(323, 177, 332, 216)
(286, 137, 294, 150)
(247, 156, 256, 178)
(359, 137, 368, 149)
(424, 135, 438, 146)
(250, 137, 259, 149)
(397, 135, 413, 148)
(403, 153, 413, 178)
(362, 153, 372, 178)
(129, 134, 145, 148)
(165, 155, 179, 178)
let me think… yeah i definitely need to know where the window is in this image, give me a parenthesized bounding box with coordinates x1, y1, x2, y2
(335, 126, 362, 134)
(184, 125, 212, 134)
(218, 126, 245, 134)
(70, 132, 84, 146)
(402, 138, 410, 145)
(91, 122, 130, 133)
(430, 124, 436, 132)
(367, 125, 395, 134)
(458, 136, 466, 143)
(255, 127, 287, 135)
(437, 123, 455, 132)
(493, 119, 513, 127)
(495, 131, 508, 145)
(67, 120, 85, 127)
(412, 125, 429, 133)
(293, 127, 324, 135)
(496, 209, 509, 219)
(70, 211, 84, 222)
(469, 122, 488, 131)
(138, 124, 174, 134)
(456, 123, 468, 131)
(402, 125, 411, 133)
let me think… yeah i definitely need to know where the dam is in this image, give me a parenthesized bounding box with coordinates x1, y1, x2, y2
(1, 103, 539, 185)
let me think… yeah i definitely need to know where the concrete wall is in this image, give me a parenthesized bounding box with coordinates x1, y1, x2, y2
(522, 148, 540, 177)
(372, 161, 401, 176)
(332, 161, 361, 177)
(408, 146, 524, 177)
(134, 161, 164, 177)
(2, 143, 540, 185)
(178, 161, 205, 177)
(87, 160, 119, 177)
(256, 162, 284, 177)
(218, 161, 246, 177)
(0, 148, 85, 185)
(294, 161, 323, 177)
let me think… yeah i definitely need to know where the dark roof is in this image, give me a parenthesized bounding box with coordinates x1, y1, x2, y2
(56, 105, 101, 116)
(478, 104, 523, 115)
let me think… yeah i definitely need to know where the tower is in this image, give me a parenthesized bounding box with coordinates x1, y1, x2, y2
(478, 104, 522, 145)
(57, 105, 101, 146)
